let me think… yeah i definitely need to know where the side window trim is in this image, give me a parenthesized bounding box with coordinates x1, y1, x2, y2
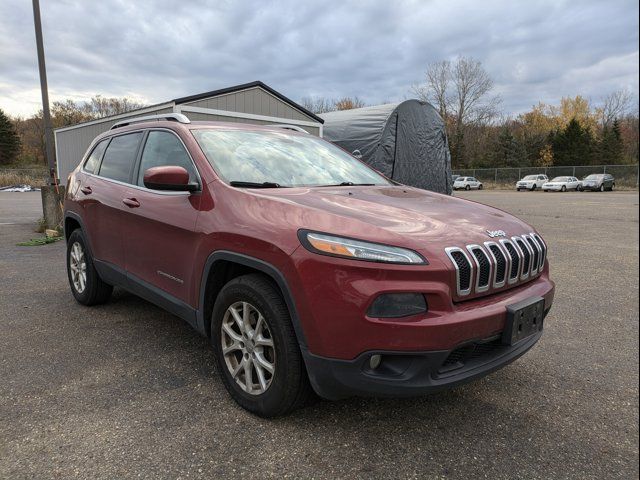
(131, 128, 202, 193)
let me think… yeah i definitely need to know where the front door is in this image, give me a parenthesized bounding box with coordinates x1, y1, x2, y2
(121, 130, 202, 305)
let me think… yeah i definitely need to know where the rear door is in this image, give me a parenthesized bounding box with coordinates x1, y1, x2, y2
(81, 131, 143, 269)
(121, 129, 202, 305)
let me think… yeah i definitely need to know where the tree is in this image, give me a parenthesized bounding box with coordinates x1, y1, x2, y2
(598, 89, 633, 128)
(413, 56, 500, 168)
(334, 96, 366, 111)
(538, 144, 554, 167)
(598, 119, 624, 164)
(550, 118, 594, 166)
(490, 126, 525, 168)
(0, 109, 22, 165)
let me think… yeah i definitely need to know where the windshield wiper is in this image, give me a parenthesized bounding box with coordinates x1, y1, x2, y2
(229, 181, 283, 188)
(319, 182, 376, 187)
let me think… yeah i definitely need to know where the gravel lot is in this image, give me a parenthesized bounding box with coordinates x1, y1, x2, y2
(1, 190, 638, 479)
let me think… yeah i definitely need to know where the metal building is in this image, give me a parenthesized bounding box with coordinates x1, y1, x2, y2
(54, 81, 324, 183)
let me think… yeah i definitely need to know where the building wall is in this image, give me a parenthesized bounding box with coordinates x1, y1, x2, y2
(182, 111, 321, 137)
(183, 86, 310, 122)
(55, 106, 174, 182)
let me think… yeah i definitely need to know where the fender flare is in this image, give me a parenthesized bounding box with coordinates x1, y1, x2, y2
(63, 211, 95, 257)
(197, 251, 308, 350)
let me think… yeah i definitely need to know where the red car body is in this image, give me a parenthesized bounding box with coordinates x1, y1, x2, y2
(64, 119, 554, 400)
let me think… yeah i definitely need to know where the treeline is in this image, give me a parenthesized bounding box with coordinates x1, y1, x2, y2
(1, 96, 144, 166)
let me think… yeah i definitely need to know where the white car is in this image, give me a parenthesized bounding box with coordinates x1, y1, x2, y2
(453, 176, 483, 190)
(542, 176, 581, 192)
(516, 174, 548, 191)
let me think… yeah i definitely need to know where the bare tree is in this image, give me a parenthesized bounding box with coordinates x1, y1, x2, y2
(599, 89, 633, 128)
(334, 96, 366, 111)
(412, 56, 500, 167)
(300, 96, 335, 114)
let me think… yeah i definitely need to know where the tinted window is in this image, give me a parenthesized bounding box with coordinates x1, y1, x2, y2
(192, 129, 390, 187)
(137, 131, 197, 186)
(98, 133, 142, 183)
(83, 139, 109, 174)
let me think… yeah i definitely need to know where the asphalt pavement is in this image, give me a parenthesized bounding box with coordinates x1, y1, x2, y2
(0, 190, 638, 479)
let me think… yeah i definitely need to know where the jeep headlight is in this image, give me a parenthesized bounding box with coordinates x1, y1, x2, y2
(298, 230, 427, 264)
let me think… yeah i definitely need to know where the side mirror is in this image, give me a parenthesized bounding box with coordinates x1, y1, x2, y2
(352, 149, 363, 160)
(143, 166, 199, 192)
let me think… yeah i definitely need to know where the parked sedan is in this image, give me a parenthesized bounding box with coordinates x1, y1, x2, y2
(542, 176, 581, 192)
(581, 173, 615, 192)
(516, 174, 548, 191)
(453, 176, 483, 190)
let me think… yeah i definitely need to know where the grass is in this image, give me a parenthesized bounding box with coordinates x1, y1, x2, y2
(17, 236, 62, 246)
(0, 170, 47, 188)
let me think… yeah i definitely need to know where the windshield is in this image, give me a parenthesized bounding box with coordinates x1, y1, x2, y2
(584, 174, 602, 180)
(551, 177, 569, 182)
(191, 129, 390, 187)
(523, 175, 537, 180)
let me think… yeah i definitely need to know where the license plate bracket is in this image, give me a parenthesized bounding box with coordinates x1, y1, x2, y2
(503, 296, 545, 345)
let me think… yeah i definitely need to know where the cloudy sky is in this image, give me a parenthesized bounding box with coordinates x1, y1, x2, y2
(0, 0, 638, 117)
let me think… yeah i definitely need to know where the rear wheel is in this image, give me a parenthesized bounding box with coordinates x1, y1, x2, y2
(211, 274, 311, 417)
(478, 184, 483, 190)
(465, 185, 471, 191)
(66, 229, 112, 305)
(610, 183, 615, 191)
(531, 184, 537, 191)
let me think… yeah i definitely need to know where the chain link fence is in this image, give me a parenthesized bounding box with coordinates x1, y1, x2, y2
(453, 164, 639, 188)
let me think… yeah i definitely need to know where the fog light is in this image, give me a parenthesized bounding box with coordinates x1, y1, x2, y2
(369, 354, 382, 370)
(367, 293, 428, 318)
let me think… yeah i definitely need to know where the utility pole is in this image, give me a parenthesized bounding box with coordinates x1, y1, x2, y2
(32, 0, 56, 185)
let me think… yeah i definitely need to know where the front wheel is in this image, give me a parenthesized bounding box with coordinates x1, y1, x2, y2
(600, 184, 605, 192)
(66, 229, 113, 305)
(561, 185, 567, 192)
(211, 274, 311, 417)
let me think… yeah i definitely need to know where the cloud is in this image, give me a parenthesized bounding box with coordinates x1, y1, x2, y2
(0, 0, 637, 117)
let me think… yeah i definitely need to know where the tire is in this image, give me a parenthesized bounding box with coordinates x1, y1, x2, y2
(465, 185, 471, 191)
(66, 229, 113, 305)
(516, 188, 520, 192)
(478, 184, 483, 190)
(610, 183, 615, 191)
(600, 184, 605, 192)
(211, 274, 311, 418)
(561, 185, 566, 192)
(531, 184, 537, 191)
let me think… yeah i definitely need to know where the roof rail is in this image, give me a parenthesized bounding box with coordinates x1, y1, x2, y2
(110, 113, 191, 130)
(270, 124, 309, 134)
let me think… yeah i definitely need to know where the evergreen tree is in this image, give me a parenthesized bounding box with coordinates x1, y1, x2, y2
(0, 109, 22, 166)
(492, 127, 525, 167)
(598, 119, 624, 165)
(550, 118, 594, 166)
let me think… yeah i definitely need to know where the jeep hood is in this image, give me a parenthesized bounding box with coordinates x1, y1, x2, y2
(245, 185, 534, 251)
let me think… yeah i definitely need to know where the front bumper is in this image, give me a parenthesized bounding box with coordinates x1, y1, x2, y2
(303, 325, 545, 400)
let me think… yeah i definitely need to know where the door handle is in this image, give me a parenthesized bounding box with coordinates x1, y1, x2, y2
(80, 186, 92, 195)
(122, 197, 140, 208)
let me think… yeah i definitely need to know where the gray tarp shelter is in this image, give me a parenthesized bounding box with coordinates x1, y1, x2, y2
(320, 100, 452, 194)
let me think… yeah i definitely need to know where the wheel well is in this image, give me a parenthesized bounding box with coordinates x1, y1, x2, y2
(202, 260, 281, 338)
(64, 217, 81, 241)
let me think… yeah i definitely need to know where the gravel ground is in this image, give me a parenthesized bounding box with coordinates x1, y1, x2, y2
(0, 190, 638, 479)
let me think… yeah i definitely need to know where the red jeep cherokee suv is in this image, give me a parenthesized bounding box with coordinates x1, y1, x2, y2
(64, 114, 555, 417)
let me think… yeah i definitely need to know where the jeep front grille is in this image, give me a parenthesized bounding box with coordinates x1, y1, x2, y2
(445, 233, 546, 298)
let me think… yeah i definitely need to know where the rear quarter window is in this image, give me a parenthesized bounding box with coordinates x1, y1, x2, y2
(98, 132, 143, 183)
(83, 139, 109, 174)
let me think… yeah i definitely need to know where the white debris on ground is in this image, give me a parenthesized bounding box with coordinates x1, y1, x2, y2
(0, 185, 40, 192)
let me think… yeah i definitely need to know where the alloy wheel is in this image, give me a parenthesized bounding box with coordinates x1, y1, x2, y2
(221, 301, 275, 395)
(69, 241, 87, 293)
